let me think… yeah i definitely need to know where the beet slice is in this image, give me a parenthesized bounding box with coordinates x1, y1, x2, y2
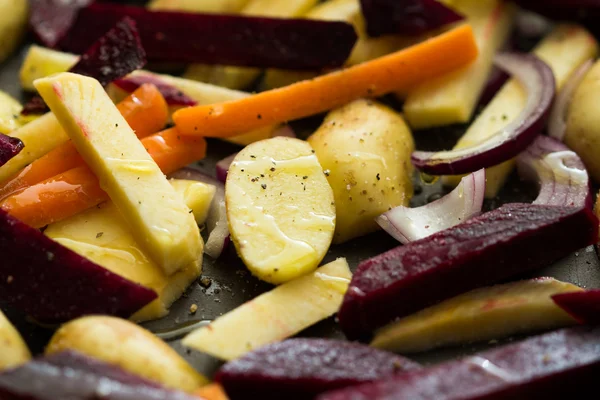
(59, 3, 358, 69)
(318, 326, 600, 400)
(23, 17, 147, 116)
(215, 338, 420, 400)
(0, 134, 24, 167)
(552, 290, 600, 325)
(339, 203, 599, 341)
(0, 208, 157, 323)
(29, 0, 94, 48)
(113, 75, 197, 107)
(360, 0, 464, 37)
(0, 350, 198, 400)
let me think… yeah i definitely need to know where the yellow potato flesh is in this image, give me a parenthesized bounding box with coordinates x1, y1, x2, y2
(226, 137, 335, 284)
(182, 258, 351, 361)
(308, 99, 414, 243)
(372, 278, 581, 353)
(0, 310, 31, 371)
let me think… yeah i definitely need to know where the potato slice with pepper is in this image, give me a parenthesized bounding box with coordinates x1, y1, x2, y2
(226, 137, 335, 284)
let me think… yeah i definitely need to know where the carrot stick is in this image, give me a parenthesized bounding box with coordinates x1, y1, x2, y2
(0, 84, 168, 201)
(173, 24, 478, 138)
(195, 384, 229, 400)
(1, 128, 206, 228)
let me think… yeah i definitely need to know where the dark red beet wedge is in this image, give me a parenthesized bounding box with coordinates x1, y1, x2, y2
(360, 0, 464, 37)
(215, 338, 420, 400)
(113, 75, 197, 107)
(0, 134, 24, 167)
(0, 350, 199, 400)
(318, 326, 600, 400)
(29, 0, 94, 48)
(552, 290, 600, 325)
(23, 17, 146, 116)
(59, 3, 358, 69)
(339, 203, 599, 341)
(0, 208, 157, 323)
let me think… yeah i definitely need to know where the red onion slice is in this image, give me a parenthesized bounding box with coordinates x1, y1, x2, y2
(517, 135, 590, 208)
(412, 53, 556, 175)
(169, 167, 229, 258)
(216, 153, 238, 184)
(548, 59, 593, 141)
(376, 169, 485, 244)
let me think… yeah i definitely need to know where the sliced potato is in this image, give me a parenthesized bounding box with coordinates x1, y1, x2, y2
(0, 0, 27, 64)
(45, 179, 211, 322)
(372, 278, 580, 353)
(35, 73, 202, 277)
(226, 137, 335, 284)
(46, 316, 208, 392)
(308, 99, 414, 243)
(183, 258, 351, 360)
(0, 310, 31, 371)
(20, 45, 78, 91)
(169, 179, 215, 225)
(565, 60, 600, 182)
(0, 90, 29, 134)
(148, 0, 250, 13)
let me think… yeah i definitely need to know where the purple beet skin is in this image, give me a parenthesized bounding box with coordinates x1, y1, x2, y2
(552, 290, 600, 325)
(339, 203, 599, 341)
(360, 0, 464, 37)
(29, 0, 94, 48)
(59, 3, 358, 69)
(0, 208, 157, 323)
(0, 350, 198, 400)
(320, 326, 600, 400)
(216, 338, 420, 400)
(0, 134, 24, 167)
(113, 75, 197, 107)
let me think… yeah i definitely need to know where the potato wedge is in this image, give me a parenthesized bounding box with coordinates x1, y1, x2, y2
(0, 310, 31, 371)
(20, 45, 78, 91)
(44, 179, 212, 322)
(371, 278, 580, 353)
(0, 0, 27, 64)
(183, 258, 351, 361)
(565, 60, 600, 182)
(226, 137, 335, 284)
(308, 99, 414, 243)
(46, 316, 208, 392)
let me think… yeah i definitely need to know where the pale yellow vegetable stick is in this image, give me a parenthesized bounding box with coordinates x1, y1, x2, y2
(403, 0, 516, 129)
(442, 24, 599, 198)
(183, 258, 352, 361)
(20, 46, 78, 91)
(45, 179, 213, 322)
(148, 0, 250, 13)
(46, 316, 208, 392)
(0, 0, 28, 64)
(0, 90, 37, 134)
(183, 0, 319, 90)
(371, 278, 581, 354)
(0, 310, 31, 371)
(35, 73, 201, 277)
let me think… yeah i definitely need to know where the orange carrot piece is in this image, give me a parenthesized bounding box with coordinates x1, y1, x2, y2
(1, 128, 206, 228)
(195, 384, 229, 400)
(173, 24, 478, 138)
(0, 84, 168, 202)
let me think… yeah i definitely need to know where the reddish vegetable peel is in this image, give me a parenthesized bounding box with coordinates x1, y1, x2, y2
(553, 290, 600, 325)
(339, 203, 599, 340)
(412, 53, 556, 175)
(0, 208, 157, 323)
(0, 134, 24, 168)
(360, 0, 464, 37)
(60, 3, 358, 69)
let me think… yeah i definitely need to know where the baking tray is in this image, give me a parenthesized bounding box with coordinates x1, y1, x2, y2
(1, 29, 599, 380)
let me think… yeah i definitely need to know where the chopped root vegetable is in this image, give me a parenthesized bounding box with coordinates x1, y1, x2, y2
(0, 84, 169, 202)
(553, 290, 600, 325)
(173, 24, 478, 138)
(371, 278, 581, 354)
(183, 258, 351, 361)
(195, 384, 229, 400)
(360, 0, 464, 37)
(60, 3, 357, 69)
(0, 350, 200, 400)
(0, 310, 31, 371)
(0, 208, 157, 323)
(216, 338, 420, 400)
(113, 75, 197, 107)
(319, 326, 600, 400)
(29, 0, 94, 48)
(339, 203, 598, 340)
(0, 134, 23, 168)
(0, 126, 206, 229)
(377, 169, 485, 244)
